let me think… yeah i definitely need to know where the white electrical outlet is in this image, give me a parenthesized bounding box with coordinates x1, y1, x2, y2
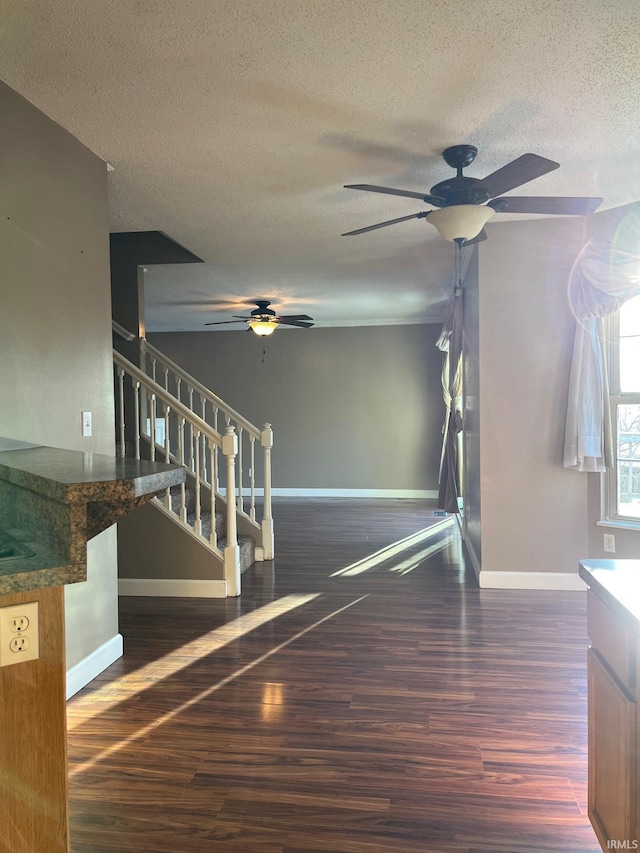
(82, 410, 92, 437)
(603, 533, 616, 554)
(0, 601, 39, 667)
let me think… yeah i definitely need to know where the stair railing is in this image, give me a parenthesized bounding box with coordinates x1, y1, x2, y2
(139, 337, 274, 559)
(113, 349, 242, 596)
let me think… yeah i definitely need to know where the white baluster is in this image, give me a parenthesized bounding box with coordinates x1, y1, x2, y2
(134, 380, 141, 460)
(207, 436, 218, 551)
(261, 423, 274, 560)
(117, 366, 125, 457)
(176, 377, 182, 405)
(222, 426, 240, 596)
(201, 398, 208, 483)
(164, 367, 169, 391)
(150, 394, 156, 461)
(188, 386, 194, 471)
(249, 435, 256, 522)
(151, 357, 157, 383)
(178, 417, 187, 522)
(237, 427, 244, 513)
(213, 408, 220, 491)
(194, 431, 202, 536)
(163, 405, 171, 508)
(210, 432, 217, 512)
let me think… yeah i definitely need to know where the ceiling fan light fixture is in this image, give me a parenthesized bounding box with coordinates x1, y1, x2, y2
(427, 204, 496, 242)
(248, 318, 279, 336)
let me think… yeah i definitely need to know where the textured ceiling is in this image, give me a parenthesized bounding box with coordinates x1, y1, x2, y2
(2, 0, 639, 330)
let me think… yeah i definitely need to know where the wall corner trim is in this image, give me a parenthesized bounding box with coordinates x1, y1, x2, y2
(458, 517, 481, 581)
(118, 578, 228, 598)
(66, 633, 123, 699)
(478, 571, 587, 591)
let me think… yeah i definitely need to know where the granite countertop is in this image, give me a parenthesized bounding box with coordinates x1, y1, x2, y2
(579, 559, 640, 633)
(0, 442, 186, 594)
(0, 446, 185, 501)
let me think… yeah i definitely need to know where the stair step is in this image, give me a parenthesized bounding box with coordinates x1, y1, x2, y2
(170, 489, 226, 537)
(169, 485, 196, 514)
(219, 535, 256, 575)
(167, 489, 255, 573)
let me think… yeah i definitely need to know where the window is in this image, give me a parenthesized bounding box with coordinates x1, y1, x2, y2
(608, 294, 640, 522)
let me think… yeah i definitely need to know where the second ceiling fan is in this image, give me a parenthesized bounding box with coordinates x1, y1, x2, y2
(342, 144, 603, 244)
(205, 300, 314, 336)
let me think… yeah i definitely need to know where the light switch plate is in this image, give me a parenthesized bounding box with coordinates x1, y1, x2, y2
(82, 411, 92, 437)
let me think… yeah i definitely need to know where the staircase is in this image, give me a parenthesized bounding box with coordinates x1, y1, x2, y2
(112, 328, 274, 597)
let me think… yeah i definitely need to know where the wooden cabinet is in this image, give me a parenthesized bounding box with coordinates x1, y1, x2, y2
(587, 589, 639, 851)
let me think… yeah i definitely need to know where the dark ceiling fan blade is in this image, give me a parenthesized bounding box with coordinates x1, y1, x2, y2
(279, 319, 314, 328)
(204, 319, 247, 326)
(477, 154, 560, 199)
(344, 184, 443, 205)
(488, 195, 603, 215)
(277, 314, 314, 322)
(463, 229, 488, 246)
(342, 211, 429, 236)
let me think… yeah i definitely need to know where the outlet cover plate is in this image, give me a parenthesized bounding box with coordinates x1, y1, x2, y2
(0, 601, 39, 667)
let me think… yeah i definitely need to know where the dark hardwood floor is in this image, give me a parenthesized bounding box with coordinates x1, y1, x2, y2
(67, 499, 600, 852)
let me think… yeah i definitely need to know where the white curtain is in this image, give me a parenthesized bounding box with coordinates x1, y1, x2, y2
(436, 246, 471, 512)
(563, 236, 640, 472)
(436, 286, 463, 511)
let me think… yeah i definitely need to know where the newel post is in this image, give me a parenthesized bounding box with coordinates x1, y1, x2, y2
(261, 423, 274, 560)
(222, 425, 241, 596)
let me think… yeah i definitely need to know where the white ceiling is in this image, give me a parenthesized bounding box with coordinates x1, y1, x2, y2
(2, 0, 639, 331)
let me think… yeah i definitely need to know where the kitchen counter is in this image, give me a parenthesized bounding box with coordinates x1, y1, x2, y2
(579, 559, 640, 633)
(0, 441, 185, 593)
(579, 558, 640, 851)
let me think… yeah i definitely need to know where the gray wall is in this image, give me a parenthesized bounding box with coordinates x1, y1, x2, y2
(466, 216, 590, 577)
(461, 248, 482, 568)
(149, 324, 444, 491)
(0, 82, 119, 670)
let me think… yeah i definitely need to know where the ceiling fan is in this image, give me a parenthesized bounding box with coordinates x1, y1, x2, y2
(343, 144, 603, 244)
(204, 300, 314, 336)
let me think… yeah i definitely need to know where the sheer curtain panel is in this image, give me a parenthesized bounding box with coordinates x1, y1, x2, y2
(563, 229, 640, 472)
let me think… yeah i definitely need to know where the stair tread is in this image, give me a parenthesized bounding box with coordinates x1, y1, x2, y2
(166, 489, 256, 573)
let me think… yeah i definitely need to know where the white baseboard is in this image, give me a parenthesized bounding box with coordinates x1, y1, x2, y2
(222, 487, 438, 499)
(66, 633, 123, 699)
(118, 578, 227, 598)
(479, 571, 587, 591)
(269, 488, 439, 499)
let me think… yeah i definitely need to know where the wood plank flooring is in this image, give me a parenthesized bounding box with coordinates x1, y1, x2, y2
(67, 499, 600, 852)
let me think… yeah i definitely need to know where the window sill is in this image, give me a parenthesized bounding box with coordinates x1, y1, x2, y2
(596, 518, 640, 532)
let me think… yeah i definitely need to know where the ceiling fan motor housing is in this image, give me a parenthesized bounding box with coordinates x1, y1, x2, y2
(251, 300, 276, 319)
(430, 175, 490, 207)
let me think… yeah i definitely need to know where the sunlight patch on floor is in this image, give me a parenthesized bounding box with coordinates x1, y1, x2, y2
(386, 535, 454, 575)
(330, 518, 454, 577)
(67, 593, 319, 729)
(68, 593, 369, 777)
